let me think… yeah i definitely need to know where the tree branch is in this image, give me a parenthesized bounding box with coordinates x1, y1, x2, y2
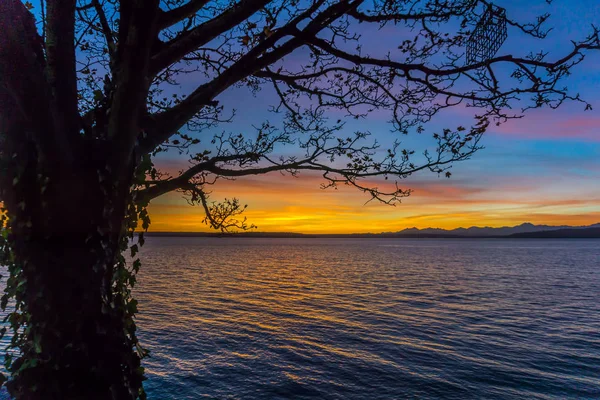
(46, 0, 80, 140)
(298, 31, 599, 77)
(136, 116, 486, 207)
(136, 153, 262, 201)
(347, 3, 465, 23)
(0, 0, 72, 167)
(107, 0, 160, 171)
(142, 0, 357, 155)
(150, 0, 271, 76)
(158, 0, 211, 30)
(92, 0, 115, 60)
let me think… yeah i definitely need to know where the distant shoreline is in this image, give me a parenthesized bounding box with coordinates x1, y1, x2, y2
(143, 227, 600, 239)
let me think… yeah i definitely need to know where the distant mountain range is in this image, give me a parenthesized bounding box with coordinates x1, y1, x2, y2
(393, 222, 600, 238)
(145, 222, 600, 238)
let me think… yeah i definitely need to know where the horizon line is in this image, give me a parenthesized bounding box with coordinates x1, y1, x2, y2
(142, 221, 600, 237)
(144, 221, 600, 235)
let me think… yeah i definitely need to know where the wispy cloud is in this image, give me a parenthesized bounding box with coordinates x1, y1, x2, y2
(147, 169, 600, 233)
(492, 108, 600, 141)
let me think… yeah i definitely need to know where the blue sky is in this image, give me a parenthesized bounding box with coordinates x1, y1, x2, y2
(147, 0, 600, 232)
(28, 0, 599, 232)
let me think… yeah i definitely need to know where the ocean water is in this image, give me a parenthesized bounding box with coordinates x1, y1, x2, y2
(133, 238, 600, 399)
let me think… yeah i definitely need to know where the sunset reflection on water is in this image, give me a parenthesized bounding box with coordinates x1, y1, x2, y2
(134, 238, 600, 399)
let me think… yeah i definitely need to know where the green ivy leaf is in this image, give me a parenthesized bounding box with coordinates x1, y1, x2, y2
(130, 244, 138, 257)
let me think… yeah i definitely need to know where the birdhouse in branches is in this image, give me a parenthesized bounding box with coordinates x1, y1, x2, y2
(466, 4, 508, 65)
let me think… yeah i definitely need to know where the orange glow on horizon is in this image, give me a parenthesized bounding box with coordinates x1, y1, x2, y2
(146, 173, 600, 234)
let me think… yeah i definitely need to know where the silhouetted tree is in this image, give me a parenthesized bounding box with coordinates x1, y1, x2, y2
(0, 0, 598, 398)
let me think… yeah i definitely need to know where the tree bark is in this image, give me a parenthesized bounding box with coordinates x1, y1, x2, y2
(1, 86, 142, 399)
(7, 219, 144, 400)
(1, 140, 143, 400)
(1, 2, 146, 397)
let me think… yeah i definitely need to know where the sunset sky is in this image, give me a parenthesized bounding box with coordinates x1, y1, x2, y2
(147, 0, 600, 233)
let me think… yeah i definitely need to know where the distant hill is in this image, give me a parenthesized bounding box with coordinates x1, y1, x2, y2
(510, 227, 600, 238)
(394, 223, 600, 237)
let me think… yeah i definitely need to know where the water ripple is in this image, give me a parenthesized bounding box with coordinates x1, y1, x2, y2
(134, 238, 600, 399)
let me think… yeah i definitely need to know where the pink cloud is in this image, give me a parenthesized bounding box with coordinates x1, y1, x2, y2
(492, 108, 600, 141)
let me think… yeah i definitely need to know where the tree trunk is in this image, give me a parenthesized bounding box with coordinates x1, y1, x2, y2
(1, 147, 144, 400)
(0, 96, 143, 398)
(0, 4, 145, 391)
(8, 231, 143, 399)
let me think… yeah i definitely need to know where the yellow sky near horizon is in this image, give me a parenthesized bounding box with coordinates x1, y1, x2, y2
(146, 172, 600, 233)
